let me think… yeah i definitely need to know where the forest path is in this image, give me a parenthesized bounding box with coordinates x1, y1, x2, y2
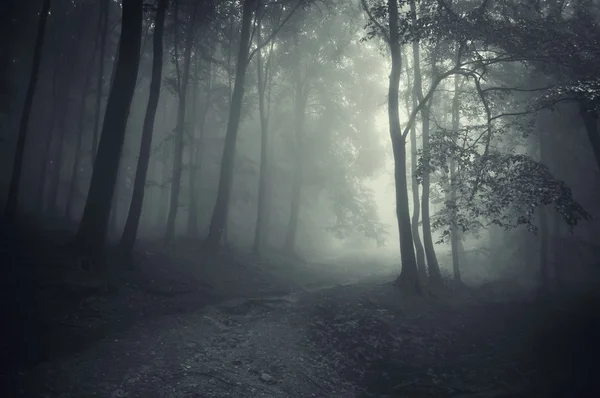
(4, 238, 600, 397)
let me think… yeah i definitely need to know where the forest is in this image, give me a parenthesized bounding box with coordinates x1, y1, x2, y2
(1, 0, 600, 396)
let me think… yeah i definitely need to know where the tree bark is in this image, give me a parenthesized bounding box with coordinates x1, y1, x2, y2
(75, 0, 143, 255)
(120, 0, 168, 253)
(164, 3, 197, 244)
(4, 0, 51, 220)
(389, 0, 420, 293)
(206, 0, 254, 250)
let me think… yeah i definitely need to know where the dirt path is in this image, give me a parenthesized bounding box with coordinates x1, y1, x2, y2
(3, 235, 600, 398)
(8, 276, 600, 398)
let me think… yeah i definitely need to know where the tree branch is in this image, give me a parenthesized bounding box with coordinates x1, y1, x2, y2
(360, 0, 390, 44)
(248, 0, 303, 62)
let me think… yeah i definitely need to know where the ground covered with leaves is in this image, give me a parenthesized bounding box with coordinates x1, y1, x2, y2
(2, 227, 599, 397)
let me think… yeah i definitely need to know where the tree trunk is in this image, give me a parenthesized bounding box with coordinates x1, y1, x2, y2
(187, 54, 211, 238)
(91, 0, 109, 166)
(120, 0, 167, 253)
(450, 73, 462, 283)
(389, 0, 420, 293)
(206, 0, 254, 250)
(283, 41, 307, 256)
(409, 16, 441, 284)
(75, 0, 143, 255)
(4, 0, 51, 220)
(404, 54, 427, 281)
(253, 21, 273, 256)
(164, 4, 197, 244)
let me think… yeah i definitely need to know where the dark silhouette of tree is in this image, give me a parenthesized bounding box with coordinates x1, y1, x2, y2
(164, 0, 198, 244)
(4, 0, 51, 221)
(75, 0, 144, 256)
(120, 0, 169, 254)
(362, 0, 421, 293)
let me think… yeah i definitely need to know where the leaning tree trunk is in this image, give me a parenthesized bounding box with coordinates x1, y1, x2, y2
(389, 0, 420, 293)
(75, 0, 143, 256)
(404, 54, 427, 282)
(4, 0, 51, 220)
(164, 4, 197, 244)
(206, 0, 254, 250)
(120, 0, 168, 253)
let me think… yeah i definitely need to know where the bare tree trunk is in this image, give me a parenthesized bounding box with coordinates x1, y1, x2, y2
(75, 0, 143, 256)
(91, 0, 109, 166)
(404, 53, 427, 281)
(120, 0, 168, 253)
(4, 0, 51, 220)
(206, 0, 254, 250)
(389, 0, 420, 293)
(164, 3, 197, 244)
(409, 42, 441, 285)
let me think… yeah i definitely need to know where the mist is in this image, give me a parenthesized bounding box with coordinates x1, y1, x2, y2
(2, 0, 600, 396)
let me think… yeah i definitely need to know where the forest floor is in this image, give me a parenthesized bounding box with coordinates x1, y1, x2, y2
(2, 224, 600, 397)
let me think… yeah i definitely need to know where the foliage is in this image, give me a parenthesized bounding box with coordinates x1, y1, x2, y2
(418, 127, 592, 243)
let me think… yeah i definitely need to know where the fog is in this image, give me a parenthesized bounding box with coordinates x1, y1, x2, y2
(2, 0, 600, 395)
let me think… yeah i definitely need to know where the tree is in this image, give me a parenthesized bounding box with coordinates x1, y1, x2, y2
(4, 0, 51, 220)
(120, 0, 169, 254)
(408, 0, 442, 284)
(362, 0, 421, 292)
(253, 13, 276, 255)
(206, 0, 302, 250)
(75, 0, 144, 256)
(403, 51, 427, 282)
(164, 0, 199, 244)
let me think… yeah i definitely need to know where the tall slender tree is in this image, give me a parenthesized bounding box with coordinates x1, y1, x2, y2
(404, 53, 427, 282)
(362, 0, 421, 292)
(76, 0, 144, 255)
(164, 0, 198, 244)
(4, 0, 51, 220)
(120, 0, 168, 253)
